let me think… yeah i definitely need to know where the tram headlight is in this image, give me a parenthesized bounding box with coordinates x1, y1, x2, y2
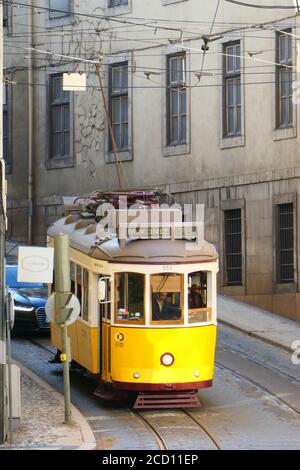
(133, 372, 141, 379)
(160, 353, 175, 367)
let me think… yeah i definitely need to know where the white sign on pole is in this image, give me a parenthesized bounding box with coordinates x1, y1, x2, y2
(17, 246, 54, 284)
(63, 73, 86, 91)
(46, 293, 81, 326)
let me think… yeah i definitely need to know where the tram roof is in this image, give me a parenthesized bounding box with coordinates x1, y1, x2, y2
(48, 216, 219, 264)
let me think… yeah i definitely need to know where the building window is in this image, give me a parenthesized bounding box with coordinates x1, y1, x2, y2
(223, 42, 241, 137)
(3, 84, 9, 163)
(224, 209, 243, 286)
(276, 203, 294, 284)
(167, 53, 186, 146)
(3, 2, 8, 29)
(49, 0, 70, 19)
(109, 0, 128, 6)
(70, 262, 89, 322)
(109, 62, 128, 152)
(50, 74, 70, 159)
(276, 31, 293, 129)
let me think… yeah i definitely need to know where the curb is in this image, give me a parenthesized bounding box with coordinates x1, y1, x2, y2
(14, 360, 97, 451)
(218, 318, 292, 354)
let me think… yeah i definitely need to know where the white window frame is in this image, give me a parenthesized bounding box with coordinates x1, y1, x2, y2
(219, 34, 245, 150)
(162, 44, 191, 157)
(105, 53, 133, 163)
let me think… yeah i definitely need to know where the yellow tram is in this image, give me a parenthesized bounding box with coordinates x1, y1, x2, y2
(47, 192, 219, 408)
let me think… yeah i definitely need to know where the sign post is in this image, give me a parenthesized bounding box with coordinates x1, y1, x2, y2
(53, 234, 74, 425)
(6, 292, 14, 444)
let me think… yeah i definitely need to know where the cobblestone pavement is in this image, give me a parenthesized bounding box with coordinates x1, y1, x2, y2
(1, 369, 83, 450)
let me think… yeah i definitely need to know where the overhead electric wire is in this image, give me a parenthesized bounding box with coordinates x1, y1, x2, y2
(2, 1, 299, 94)
(225, 0, 298, 9)
(195, 0, 221, 86)
(4, 79, 295, 90)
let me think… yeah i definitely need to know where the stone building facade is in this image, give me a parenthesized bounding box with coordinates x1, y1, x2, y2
(4, 0, 300, 321)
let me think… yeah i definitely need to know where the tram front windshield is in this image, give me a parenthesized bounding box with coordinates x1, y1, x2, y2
(151, 274, 182, 322)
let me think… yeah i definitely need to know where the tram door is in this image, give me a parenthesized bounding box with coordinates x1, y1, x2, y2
(99, 276, 111, 382)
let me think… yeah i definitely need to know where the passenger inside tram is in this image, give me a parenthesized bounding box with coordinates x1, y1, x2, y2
(152, 292, 181, 321)
(188, 284, 205, 309)
(151, 273, 182, 322)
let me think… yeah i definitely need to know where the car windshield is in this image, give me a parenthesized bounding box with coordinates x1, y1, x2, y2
(6, 266, 44, 289)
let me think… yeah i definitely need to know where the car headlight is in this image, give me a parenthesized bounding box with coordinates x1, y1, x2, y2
(14, 304, 34, 312)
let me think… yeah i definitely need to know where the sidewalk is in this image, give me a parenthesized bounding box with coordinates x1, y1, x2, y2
(218, 294, 300, 352)
(0, 363, 96, 451)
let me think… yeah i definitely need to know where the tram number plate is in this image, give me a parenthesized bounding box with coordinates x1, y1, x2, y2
(161, 265, 173, 272)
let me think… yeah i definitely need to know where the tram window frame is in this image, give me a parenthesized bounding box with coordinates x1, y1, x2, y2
(70, 261, 89, 323)
(100, 276, 111, 321)
(188, 271, 212, 324)
(114, 272, 146, 325)
(150, 273, 184, 325)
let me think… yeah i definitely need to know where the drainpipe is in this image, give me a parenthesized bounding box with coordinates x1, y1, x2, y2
(28, 0, 34, 245)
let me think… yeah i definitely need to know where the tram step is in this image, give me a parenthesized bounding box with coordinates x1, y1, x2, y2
(133, 391, 201, 409)
(94, 383, 128, 401)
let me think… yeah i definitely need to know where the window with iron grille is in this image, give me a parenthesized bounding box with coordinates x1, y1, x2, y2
(3, 84, 9, 163)
(223, 42, 241, 137)
(276, 31, 293, 129)
(224, 209, 243, 286)
(49, 74, 70, 159)
(109, 0, 128, 6)
(167, 53, 187, 146)
(277, 203, 294, 284)
(49, 0, 70, 19)
(109, 62, 128, 152)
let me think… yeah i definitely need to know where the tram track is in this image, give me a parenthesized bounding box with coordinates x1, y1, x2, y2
(181, 409, 221, 450)
(215, 361, 300, 418)
(130, 410, 168, 450)
(218, 342, 300, 386)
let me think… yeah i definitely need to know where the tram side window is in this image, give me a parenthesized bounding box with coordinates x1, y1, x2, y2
(151, 274, 183, 323)
(188, 271, 211, 324)
(70, 261, 76, 295)
(115, 273, 145, 323)
(100, 277, 111, 321)
(70, 262, 89, 322)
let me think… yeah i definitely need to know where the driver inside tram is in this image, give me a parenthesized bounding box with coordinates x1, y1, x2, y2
(152, 292, 180, 321)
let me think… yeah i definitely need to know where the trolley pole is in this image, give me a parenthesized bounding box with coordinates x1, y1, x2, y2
(54, 234, 72, 425)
